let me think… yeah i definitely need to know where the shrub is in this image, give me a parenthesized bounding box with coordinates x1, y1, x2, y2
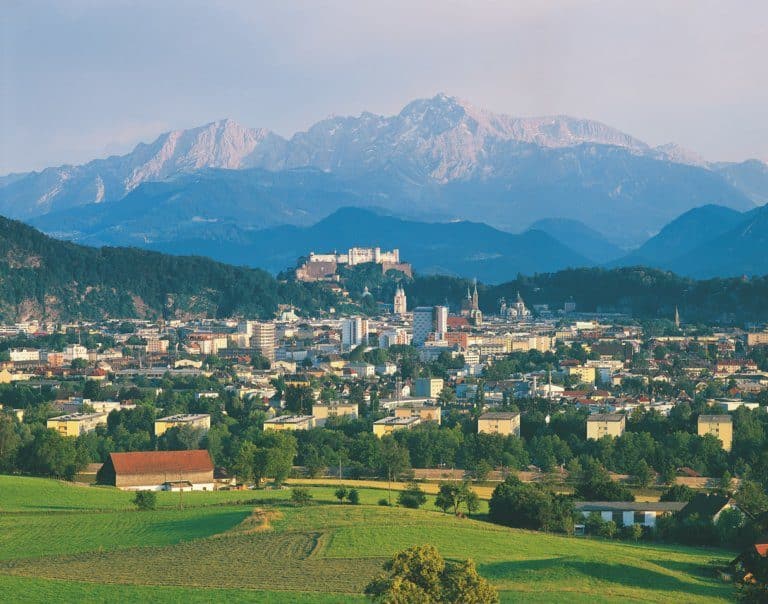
(378, 498, 390, 506)
(621, 523, 644, 541)
(335, 486, 348, 503)
(398, 482, 427, 509)
(291, 487, 313, 505)
(598, 520, 618, 539)
(346, 488, 360, 505)
(132, 491, 156, 511)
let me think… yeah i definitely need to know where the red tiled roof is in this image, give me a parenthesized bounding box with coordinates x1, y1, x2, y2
(755, 544, 768, 557)
(110, 450, 213, 475)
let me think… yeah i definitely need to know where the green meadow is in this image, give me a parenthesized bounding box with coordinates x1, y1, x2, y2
(0, 475, 735, 602)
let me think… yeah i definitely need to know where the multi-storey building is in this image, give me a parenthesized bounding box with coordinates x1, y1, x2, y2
(586, 414, 626, 440)
(412, 306, 448, 346)
(341, 317, 368, 349)
(477, 412, 521, 436)
(47, 412, 108, 437)
(698, 414, 733, 451)
(312, 403, 358, 427)
(263, 415, 315, 431)
(154, 414, 211, 437)
(412, 377, 444, 398)
(372, 415, 421, 437)
(250, 322, 276, 362)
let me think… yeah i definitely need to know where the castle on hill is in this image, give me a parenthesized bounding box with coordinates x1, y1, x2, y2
(296, 247, 412, 282)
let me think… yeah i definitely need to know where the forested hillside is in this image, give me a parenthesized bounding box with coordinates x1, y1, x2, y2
(0, 216, 333, 321)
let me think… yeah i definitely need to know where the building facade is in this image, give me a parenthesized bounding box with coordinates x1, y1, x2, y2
(698, 414, 733, 451)
(586, 414, 626, 440)
(98, 450, 214, 491)
(477, 412, 521, 436)
(154, 414, 211, 437)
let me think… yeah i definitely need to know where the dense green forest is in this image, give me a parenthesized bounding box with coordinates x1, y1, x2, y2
(0, 216, 335, 321)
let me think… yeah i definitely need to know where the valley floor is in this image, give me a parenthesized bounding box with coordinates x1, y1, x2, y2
(0, 476, 736, 603)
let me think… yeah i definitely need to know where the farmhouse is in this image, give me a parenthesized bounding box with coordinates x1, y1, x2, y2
(575, 501, 687, 528)
(677, 493, 741, 523)
(97, 450, 215, 491)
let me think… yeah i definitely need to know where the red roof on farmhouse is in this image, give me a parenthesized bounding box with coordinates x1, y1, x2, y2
(109, 450, 213, 475)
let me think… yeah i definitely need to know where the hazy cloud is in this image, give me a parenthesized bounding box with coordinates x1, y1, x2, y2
(2, 0, 767, 173)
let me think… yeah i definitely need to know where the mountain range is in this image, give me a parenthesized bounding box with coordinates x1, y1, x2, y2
(139, 207, 595, 283)
(3, 93, 768, 281)
(612, 202, 768, 278)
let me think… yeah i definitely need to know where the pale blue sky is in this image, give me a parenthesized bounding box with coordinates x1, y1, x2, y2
(2, 0, 767, 174)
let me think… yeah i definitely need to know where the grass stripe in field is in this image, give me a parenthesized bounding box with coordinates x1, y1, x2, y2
(0, 575, 364, 603)
(0, 506, 252, 561)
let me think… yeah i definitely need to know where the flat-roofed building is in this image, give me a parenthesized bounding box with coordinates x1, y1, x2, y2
(477, 412, 521, 436)
(264, 414, 315, 431)
(97, 450, 214, 491)
(154, 413, 211, 437)
(47, 412, 108, 437)
(412, 377, 444, 398)
(587, 413, 626, 440)
(312, 403, 358, 427)
(394, 404, 442, 425)
(698, 414, 733, 451)
(565, 365, 597, 385)
(372, 415, 421, 437)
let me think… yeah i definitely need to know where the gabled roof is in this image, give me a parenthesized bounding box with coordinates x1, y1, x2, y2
(109, 450, 213, 475)
(678, 493, 734, 520)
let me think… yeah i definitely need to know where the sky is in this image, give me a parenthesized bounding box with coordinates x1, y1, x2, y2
(2, 0, 767, 174)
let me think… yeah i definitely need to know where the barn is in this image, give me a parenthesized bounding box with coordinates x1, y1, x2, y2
(97, 450, 215, 491)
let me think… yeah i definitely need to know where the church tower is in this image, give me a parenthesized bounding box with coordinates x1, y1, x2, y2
(674, 306, 680, 329)
(393, 285, 407, 315)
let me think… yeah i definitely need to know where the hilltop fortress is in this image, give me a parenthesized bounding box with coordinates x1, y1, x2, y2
(296, 247, 412, 282)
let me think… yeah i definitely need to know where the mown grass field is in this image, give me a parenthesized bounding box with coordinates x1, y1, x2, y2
(0, 475, 736, 602)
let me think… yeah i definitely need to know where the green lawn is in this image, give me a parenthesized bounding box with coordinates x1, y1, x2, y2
(0, 475, 736, 602)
